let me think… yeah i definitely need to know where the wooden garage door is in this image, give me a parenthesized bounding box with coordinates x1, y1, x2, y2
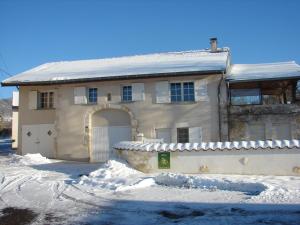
(22, 124, 55, 158)
(92, 126, 131, 162)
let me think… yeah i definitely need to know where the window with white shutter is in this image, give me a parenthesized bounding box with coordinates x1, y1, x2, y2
(155, 81, 170, 103)
(38, 91, 55, 109)
(122, 85, 132, 102)
(170, 82, 195, 102)
(195, 79, 208, 101)
(74, 87, 87, 104)
(132, 83, 145, 101)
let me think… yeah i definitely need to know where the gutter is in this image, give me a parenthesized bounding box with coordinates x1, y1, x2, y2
(1, 69, 225, 87)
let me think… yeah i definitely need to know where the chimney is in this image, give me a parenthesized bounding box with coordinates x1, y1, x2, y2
(210, 37, 218, 52)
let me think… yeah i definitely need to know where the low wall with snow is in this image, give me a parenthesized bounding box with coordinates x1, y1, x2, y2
(114, 140, 300, 176)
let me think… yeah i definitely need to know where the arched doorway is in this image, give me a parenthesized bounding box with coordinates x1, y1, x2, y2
(91, 109, 132, 162)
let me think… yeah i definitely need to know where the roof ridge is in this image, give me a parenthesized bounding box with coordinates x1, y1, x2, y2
(41, 48, 230, 65)
(232, 61, 297, 66)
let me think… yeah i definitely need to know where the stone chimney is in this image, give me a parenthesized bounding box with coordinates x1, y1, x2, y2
(210, 37, 218, 52)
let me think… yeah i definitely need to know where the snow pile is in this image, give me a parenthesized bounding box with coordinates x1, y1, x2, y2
(6, 153, 52, 166)
(248, 176, 300, 203)
(79, 159, 147, 191)
(154, 173, 267, 195)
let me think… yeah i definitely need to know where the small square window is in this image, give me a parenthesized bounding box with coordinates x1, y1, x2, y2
(177, 128, 189, 143)
(122, 86, 132, 102)
(39, 91, 54, 109)
(88, 88, 98, 104)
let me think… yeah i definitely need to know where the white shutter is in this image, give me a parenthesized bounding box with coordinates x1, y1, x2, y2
(52, 90, 58, 108)
(132, 83, 145, 101)
(12, 91, 19, 107)
(155, 81, 170, 103)
(195, 79, 208, 101)
(74, 87, 87, 104)
(28, 91, 38, 110)
(189, 127, 202, 143)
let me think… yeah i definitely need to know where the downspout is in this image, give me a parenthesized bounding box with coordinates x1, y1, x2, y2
(217, 72, 225, 141)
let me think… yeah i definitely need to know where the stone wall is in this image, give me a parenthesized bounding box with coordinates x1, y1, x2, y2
(229, 104, 300, 141)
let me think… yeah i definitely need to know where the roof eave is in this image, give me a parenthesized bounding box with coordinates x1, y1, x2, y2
(1, 69, 225, 87)
(225, 76, 300, 84)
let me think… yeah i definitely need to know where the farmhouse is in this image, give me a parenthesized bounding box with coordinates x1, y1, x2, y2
(2, 38, 300, 175)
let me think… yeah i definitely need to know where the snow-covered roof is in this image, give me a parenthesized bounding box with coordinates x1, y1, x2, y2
(114, 139, 300, 152)
(2, 49, 229, 86)
(226, 61, 300, 83)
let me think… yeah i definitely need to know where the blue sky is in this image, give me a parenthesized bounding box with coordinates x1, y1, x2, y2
(0, 0, 300, 99)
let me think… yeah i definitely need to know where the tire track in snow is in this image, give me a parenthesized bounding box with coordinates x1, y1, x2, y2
(0, 175, 23, 195)
(70, 183, 110, 201)
(60, 191, 102, 208)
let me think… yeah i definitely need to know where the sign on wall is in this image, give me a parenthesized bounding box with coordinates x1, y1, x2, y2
(158, 152, 170, 169)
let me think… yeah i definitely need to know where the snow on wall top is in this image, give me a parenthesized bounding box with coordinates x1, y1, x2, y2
(226, 61, 300, 83)
(114, 139, 300, 152)
(2, 49, 229, 85)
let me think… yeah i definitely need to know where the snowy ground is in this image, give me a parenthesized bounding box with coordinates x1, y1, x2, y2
(0, 140, 300, 225)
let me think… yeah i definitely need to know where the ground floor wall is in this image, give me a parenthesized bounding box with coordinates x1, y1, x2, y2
(17, 74, 222, 161)
(117, 149, 300, 176)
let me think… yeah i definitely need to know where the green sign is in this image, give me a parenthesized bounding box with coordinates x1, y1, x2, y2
(158, 152, 170, 169)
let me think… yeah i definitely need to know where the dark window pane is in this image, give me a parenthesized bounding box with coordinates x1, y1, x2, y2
(183, 82, 195, 101)
(49, 92, 54, 108)
(122, 86, 132, 101)
(40, 92, 48, 108)
(177, 128, 189, 143)
(170, 83, 182, 102)
(88, 88, 98, 103)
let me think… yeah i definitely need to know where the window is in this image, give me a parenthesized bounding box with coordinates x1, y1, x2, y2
(230, 89, 261, 105)
(107, 93, 112, 101)
(38, 91, 54, 109)
(177, 128, 189, 143)
(171, 83, 182, 102)
(170, 82, 195, 102)
(183, 82, 195, 101)
(88, 88, 98, 104)
(122, 86, 132, 102)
